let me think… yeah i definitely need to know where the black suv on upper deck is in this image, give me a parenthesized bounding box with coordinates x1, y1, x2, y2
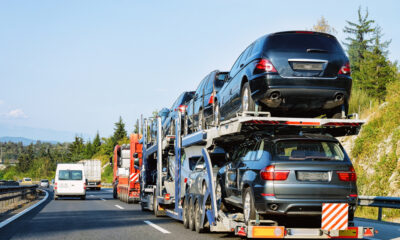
(216, 134, 357, 225)
(214, 31, 352, 123)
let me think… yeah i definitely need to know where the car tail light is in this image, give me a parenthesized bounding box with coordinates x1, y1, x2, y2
(260, 165, 289, 181)
(338, 62, 351, 75)
(349, 194, 358, 197)
(176, 105, 187, 113)
(337, 166, 357, 182)
(165, 193, 170, 201)
(208, 92, 215, 104)
(84, 182, 87, 190)
(54, 182, 57, 190)
(255, 59, 277, 73)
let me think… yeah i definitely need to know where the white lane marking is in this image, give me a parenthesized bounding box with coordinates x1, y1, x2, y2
(0, 189, 49, 229)
(115, 204, 124, 209)
(144, 220, 171, 234)
(100, 198, 106, 201)
(89, 195, 95, 197)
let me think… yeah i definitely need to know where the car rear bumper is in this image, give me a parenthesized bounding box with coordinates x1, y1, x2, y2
(55, 190, 86, 196)
(249, 74, 351, 113)
(253, 196, 357, 217)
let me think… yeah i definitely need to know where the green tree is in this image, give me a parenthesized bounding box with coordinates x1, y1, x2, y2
(84, 140, 94, 159)
(92, 131, 101, 154)
(356, 26, 398, 100)
(133, 119, 139, 134)
(68, 136, 84, 161)
(311, 16, 337, 35)
(17, 144, 34, 172)
(113, 116, 127, 144)
(343, 6, 375, 80)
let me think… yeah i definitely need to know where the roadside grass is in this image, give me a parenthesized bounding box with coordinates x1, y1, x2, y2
(356, 206, 400, 223)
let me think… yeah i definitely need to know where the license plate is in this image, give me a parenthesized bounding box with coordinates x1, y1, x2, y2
(297, 171, 329, 181)
(292, 62, 323, 71)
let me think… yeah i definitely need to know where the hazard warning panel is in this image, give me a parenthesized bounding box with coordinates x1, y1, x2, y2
(321, 203, 348, 230)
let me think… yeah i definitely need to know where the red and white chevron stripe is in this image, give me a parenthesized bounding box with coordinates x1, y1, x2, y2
(130, 173, 139, 183)
(321, 203, 348, 230)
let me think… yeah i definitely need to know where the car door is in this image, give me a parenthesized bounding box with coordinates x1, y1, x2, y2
(235, 141, 259, 198)
(225, 144, 252, 198)
(220, 51, 246, 119)
(230, 43, 255, 114)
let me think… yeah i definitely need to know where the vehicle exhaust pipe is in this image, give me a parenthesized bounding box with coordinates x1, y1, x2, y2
(269, 203, 279, 211)
(270, 91, 281, 100)
(335, 93, 344, 102)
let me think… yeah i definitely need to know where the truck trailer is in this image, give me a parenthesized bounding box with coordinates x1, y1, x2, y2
(112, 134, 143, 203)
(139, 111, 375, 239)
(79, 159, 101, 190)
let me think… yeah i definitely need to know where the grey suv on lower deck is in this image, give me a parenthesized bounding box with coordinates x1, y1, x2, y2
(217, 134, 357, 224)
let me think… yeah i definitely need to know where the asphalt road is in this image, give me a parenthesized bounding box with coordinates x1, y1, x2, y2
(0, 188, 399, 240)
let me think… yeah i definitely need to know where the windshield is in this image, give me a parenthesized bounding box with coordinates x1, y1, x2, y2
(58, 170, 83, 180)
(274, 140, 346, 161)
(267, 33, 343, 53)
(41, 180, 49, 182)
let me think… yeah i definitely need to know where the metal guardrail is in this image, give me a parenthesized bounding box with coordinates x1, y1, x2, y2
(0, 185, 38, 214)
(358, 195, 400, 221)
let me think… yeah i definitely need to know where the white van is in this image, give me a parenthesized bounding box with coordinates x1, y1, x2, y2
(54, 163, 86, 200)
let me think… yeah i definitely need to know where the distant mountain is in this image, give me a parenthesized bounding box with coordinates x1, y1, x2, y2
(0, 123, 89, 143)
(0, 136, 58, 145)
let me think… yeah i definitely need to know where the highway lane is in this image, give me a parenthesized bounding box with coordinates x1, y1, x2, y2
(0, 188, 399, 240)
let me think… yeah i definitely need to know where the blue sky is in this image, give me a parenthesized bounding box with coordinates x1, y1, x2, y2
(0, 0, 399, 142)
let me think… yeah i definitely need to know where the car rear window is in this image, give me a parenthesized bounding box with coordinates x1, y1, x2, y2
(274, 140, 345, 161)
(24, 178, 32, 181)
(58, 170, 83, 180)
(41, 179, 49, 182)
(266, 33, 343, 53)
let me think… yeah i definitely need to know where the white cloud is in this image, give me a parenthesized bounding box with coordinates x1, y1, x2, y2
(5, 109, 27, 118)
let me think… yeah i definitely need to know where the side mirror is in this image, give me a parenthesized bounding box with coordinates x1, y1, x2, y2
(109, 157, 113, 165)
(85, 179, 88, 185)
(133, 153, 138, 158)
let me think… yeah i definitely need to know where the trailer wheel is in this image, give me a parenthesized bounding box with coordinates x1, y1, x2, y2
(188, 197, 195, 231)
(183, 197, 189, 229)
(243, 188, 256, 225)
(195, 198, 204, 233)
(216, 182, 229, 212)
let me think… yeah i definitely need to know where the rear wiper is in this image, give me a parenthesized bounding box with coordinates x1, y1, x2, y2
(307, 48, 328, 53)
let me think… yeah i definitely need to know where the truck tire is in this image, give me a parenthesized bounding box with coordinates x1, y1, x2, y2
(183, 197, 189, 228)
(188, 197, 195, 231)
(243, 188, 256, 225)
(194, 197, 204, 233)
(113, 187, 117, 199)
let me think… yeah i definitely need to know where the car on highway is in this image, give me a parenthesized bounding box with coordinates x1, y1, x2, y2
(54, 163, 86, 200)
(21, 177, 33, 185)
(162, 91, 195, 136)
(214, 31, 352, 123)
(186, 70, 228, 131)
(216, 133, 357, 225)
(40, 179, 50, 188)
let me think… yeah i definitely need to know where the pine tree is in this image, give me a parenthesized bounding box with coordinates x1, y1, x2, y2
(92, 131, 101, 154)
(343, 6, 375, 83)
(68, 136, 84, 161)
(113, 116, 127, 145)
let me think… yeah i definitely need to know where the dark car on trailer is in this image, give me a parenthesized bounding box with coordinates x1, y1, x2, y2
(216, 133, 357, 225)
(214, 31, 352, 123)
(186, 70, 228, 132)
(162, 91, 195, 136)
